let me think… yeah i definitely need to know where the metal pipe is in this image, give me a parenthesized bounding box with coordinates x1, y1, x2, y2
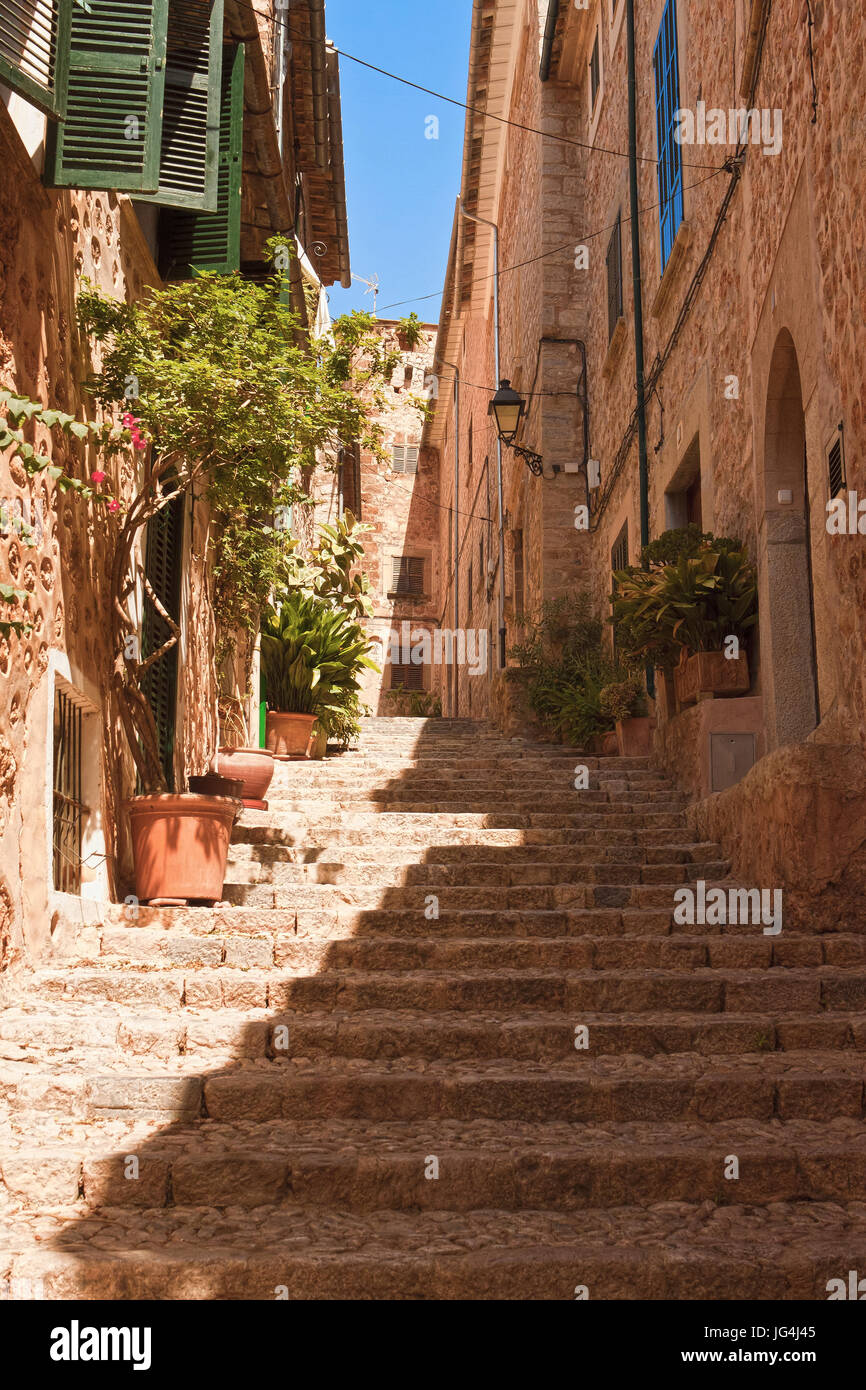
(539, 0, 561, 81)
(625, 0, 653, 696)
(459, 200, 506, 672)
(433, 356, 462, 716)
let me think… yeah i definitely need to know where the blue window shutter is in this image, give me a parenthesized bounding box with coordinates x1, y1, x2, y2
(653, 0, 683, 270)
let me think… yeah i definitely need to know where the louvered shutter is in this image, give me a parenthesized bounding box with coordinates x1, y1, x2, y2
(141, 490, 184, 790)
(0, 0, 71, 115)
(137, 0, 223, 211)
(44, 0, 168, 191)
(392, 556, 424, 595)
(160, 42, 244, 277)
(391, 444, 418, 475)
(390, 663, 424, 691)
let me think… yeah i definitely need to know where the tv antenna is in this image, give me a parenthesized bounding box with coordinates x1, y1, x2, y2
(351, 272, 380, 315)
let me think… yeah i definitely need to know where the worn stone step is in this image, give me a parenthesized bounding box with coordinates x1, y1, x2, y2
(6, 1198, 866, 1299)
(5, 1118, 866, 1214)
(221, 857, 729, 889)
(225, 840, 725, 868)
(84, 927, 866, 973)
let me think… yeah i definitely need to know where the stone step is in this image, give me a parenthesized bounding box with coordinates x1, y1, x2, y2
(28, 964, 866, 1013)
(221, 857, 730, 889)
(2, 1052, 863, 1124)
(225, 840, 726, 868)
(217, 878, 738, 911)
(6, 1198, 866, 1299)
(87, 927, 865, 973)
(233, 821, 698, 848)
(4, 1118, 866, 1214)
(4, 1002, 865, 1063)
(238, 809, 688, 829)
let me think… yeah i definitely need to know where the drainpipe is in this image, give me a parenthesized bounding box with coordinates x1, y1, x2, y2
(539, 0, 561, 81)
(459, 201, 506, 672)
(625, 0, 654, 697)
(438, 360, 461, 717)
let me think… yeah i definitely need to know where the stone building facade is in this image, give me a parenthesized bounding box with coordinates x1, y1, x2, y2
(425, 0, 866, 912)
(313, 319, 442, 714)
(0, 0, 349, 976)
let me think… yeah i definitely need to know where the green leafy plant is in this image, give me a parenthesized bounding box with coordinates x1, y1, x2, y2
(509, 592, 628, 747)
(75, 249, 390, 791)
(396, 312, 425, 349)
(260, 590, 379, 715)
(386, 686, 442, 718)
(610, 542, 758, 670)
(599, 674, 647, 723)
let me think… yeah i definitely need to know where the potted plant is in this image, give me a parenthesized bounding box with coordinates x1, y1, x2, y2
(213, 696, 276, 808)
(599, 675, 652, 756)
(610, 535, 757, 709)
(260, 591, 379, 758)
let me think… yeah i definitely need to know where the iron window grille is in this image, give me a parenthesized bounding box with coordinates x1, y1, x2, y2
(53, 686, 86, 893)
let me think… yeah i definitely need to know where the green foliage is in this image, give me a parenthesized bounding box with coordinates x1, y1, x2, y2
(260, 590, 379, 715)
(599, 674, 647, 723)
(397, 312, 425, 348)
(509, 592, 628, 747)
(610, 540, 758, 669)
(638, 525, 743, 569)
(304, 510, 374, 620)
(386, 686, 443, 718)
(0, 582, 31, 638)
(315, 689, 370, 749)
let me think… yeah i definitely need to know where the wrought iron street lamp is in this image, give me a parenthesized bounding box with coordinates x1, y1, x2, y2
(488, 379, 544, 476)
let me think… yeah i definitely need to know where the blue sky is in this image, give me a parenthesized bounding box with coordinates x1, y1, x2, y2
(321, 0, 472, 325)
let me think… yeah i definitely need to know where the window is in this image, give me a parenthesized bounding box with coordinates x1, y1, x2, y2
(479, 534, 484, 579)
(589, 30, 601, 113)
(391, 444, 419, 475)
(606, 211, 623, 342)
(53, 683, 85, 893)
(390, 662, 424, 691)
(653, 0, 684, 270)
(611, 522, 629, 574)
(513, 530, 525, 617)
(0, 0, 71, 115)
(391, 555, 424, 596)
(467, 418, 473, 478)
(159, 41, 245, 278)
(340, 443, 362, 520)
(467, 560, 473, 614)
(44, 0, 227, 209)
(827, 428, 846, 498)
(447, 505, 453, 566)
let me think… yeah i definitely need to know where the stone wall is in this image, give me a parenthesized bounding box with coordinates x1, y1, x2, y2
(0, 106, 218, 975)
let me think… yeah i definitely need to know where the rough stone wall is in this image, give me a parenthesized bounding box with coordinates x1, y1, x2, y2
(0, 108, 217, 974)
(574, 0, 865, 754)
(436, 0, 593, 721)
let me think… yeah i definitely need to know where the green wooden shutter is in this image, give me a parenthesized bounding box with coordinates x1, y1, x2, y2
(44, 0, 168, 191)
(0, 0, 71, 116)
(137, 0, 223, 211)
(141, 489, 184, 791)
(160, 42, 244, 277)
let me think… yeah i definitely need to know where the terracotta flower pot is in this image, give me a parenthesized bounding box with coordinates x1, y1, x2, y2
(125, 794, 239, 906)
(266, 711, 317, 758)
(188, 773, 245, 798)
(214, 747, 275, 807)
(674, 650, 750, 707)
(615, 715, 652, 757)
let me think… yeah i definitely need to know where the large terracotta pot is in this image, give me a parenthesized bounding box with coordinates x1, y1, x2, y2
(125, 794, 238, 906)
(266, 711, 316, 758)
(674, 649, 750, 707)
(616, 715, 652, 757)
(214, 747, 275, 806)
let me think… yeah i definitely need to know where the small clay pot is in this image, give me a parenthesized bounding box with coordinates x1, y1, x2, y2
(214, 747, 275, 804)
(188, 773, 245, 798)
(266, 710, 317, 758)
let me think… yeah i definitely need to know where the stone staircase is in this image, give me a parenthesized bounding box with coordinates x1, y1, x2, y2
(2, 715, 866, 1300)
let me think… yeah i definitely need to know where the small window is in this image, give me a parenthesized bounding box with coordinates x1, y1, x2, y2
(467, 418, 474, 478)
(513, 530, 525, 617)
(606, 211, 623, 342)
(827, 428, 846, 499)
(589, 30, 601, 112)
(479, 534, 484, 579)
(53, 685, 86, 893)
(654, 0, 684, 270)
(390, 662, 424, 691)
(611, 522, 629, 575)
(391, 555, 425, 595)
(391, 444, 419, 475)
(467, 560, 473, 614)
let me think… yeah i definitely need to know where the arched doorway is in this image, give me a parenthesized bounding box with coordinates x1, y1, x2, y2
(758, 330, 819, 747)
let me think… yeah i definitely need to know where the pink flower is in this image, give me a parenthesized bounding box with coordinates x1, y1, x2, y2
(90, 470, 106, 485)
(133, 439, 146, 451)
(121, 413, 135, 427)
(107, 499, 120, 513)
